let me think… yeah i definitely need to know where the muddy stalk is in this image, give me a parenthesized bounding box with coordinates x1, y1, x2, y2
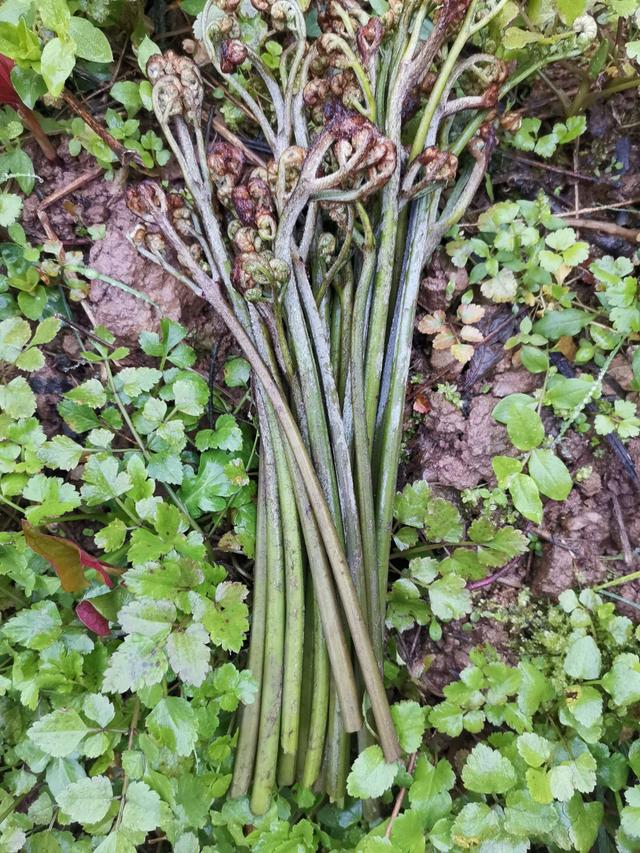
(126, 0, 581, 813)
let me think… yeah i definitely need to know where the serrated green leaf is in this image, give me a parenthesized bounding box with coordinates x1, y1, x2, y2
(146, 697, 197, 756)
(391, 701, 426, 753)
(28, 709, 89, 757)
(428, 574, 471, 621)
(167, 622, 210, 686)
(38, 436, 84, 471)
(462, 744, 517, 794)
(102, 635, 168, 693)
(65, 379, 106, 409)
(56, 775, 113, 825)
(347, 745, 399, 799)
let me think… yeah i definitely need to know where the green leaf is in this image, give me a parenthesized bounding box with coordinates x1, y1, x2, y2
(167, 623, 210, 686)
(40, 37, 76, 97)
(0, 317, 31, 362)
(11, 66, 47, 109)
(65, 379, 106, 408)
(492, 455, 523, 487)
(347, 745, 399, 799)
(563, 634, 602, 679)
(517, 732, 552, 768)
(503, 26, 544, 49)
(135, 34, 161, 75)
(81, 455, 132, 505)
(492, 394, 537, 424)
(508, 474, 543, 524)
(38, 436, 83, 471)
(28, 709, 89, 757)
(504, 790, 558, 838)
(0, 190, 22, 227)
(504, 406, 545, 451)
(180, 450, 238, 517)
(428, 574, 471, 621)
(195, 414, 243, 452)
(451, 802, 500, 844)
(102, 635, 168, 693)
(391, 701, 426, 753)
(56, 776, 113, 825)
(94, 830, 137, 853)
(462, 744, 517, 794)
(429, 702, 464, 737)
(146, 697, 198, 756)
(224, 356, 250, 387)
(95, 518, 127, 552)
(39, 0, 71, 33)
(520, 345, 549, 373)
(114, 367, 162, 398)
(121, 781, 161, 834)
(408, 557, 438, 587)
(532, 309, 590, 339)
(82, 694, 115, 728)
(195, 581, 249, 652)
(111, 81, 143, 116)
(68, 17, 113, 63)
(408, 755, 454, 823)
(602, 653, 640, 707)
(621, 787, 640, 840)
(22, 474, 81, 523)
(528, 449, 572, 500)
(2, 599, 61, 650)
(556, 0, 586, 22)
(394, 481, 430, 528)
(118, 598, 176, 638)
(566, 794, 604, 852)
(424, 498, 463, 543)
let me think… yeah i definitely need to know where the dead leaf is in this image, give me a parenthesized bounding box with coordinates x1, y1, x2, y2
(22, 522, 121, 592)
(459, 325, 484, 343)
(433, 328, 457, 350)
(417, 310, 446, 334)
(457, 303, 486, 324)
(450, 343, 475, 364)
(555, 335, 577, 360)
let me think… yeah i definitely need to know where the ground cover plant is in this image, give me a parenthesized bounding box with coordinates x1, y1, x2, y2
(0, 0, 640, 850)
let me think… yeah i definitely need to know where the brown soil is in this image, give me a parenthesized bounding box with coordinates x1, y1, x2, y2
(23, 143, 229, 350)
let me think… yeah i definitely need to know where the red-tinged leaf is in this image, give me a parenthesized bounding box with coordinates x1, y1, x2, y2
(0, 56, 20, 108)
(22, 522, 120, 592)
(76, 600, 110, 636)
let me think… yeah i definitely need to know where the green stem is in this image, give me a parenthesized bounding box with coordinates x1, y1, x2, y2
(250, 421, 285, 816)
(230, 469, 268, 798)
(350, 206, 382, 668)
(301, 594, 330, 789)
(273, 428, 305, 779)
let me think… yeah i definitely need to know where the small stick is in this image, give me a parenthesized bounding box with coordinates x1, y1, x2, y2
(611, 491, 633, 565)
(211, 114, 266, 167)
(499, 150, 608, 185)
(560, 216, 640, 243)
(467, 561, 517, 590)
(384, 753, 418, 839)
(39, 166, 103, 210)
(556, 196, 640, 217)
